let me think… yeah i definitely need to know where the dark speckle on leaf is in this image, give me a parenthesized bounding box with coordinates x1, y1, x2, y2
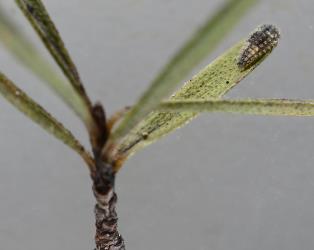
(26, 4, 35, 14)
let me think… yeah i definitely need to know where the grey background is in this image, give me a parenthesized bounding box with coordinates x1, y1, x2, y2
(0, 0, 314, 249)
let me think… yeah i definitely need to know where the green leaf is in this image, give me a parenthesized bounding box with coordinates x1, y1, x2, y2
(0, 5, 92, 125)
(112, 0, 259, 142)
(158, 99, 314, 116)
(14, 0, 93, 118)
(0, 72, 95, 171)
(110, 37, 277, 168)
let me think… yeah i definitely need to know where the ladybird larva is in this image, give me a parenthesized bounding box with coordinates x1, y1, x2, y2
(237, 24, 280, 70)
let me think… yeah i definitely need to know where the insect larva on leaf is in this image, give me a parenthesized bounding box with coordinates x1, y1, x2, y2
(237, 24, 280, 70)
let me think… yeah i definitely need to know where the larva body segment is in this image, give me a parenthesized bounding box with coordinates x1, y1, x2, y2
(237, 24, 280, 70)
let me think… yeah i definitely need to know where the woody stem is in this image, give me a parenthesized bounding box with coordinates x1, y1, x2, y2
(92, 159, 125, 250)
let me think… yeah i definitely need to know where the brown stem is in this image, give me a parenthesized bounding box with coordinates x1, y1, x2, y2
(92, 159, 125, 250)
(90, 103, 108, 155)
(93, 187, 125, 250)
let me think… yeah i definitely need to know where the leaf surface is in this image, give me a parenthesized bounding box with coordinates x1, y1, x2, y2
(112, 0, 259, 142)
(0, 72, 95, 171)
(159, 99, 314, 116)
(111, 37, 276, 168)
(14, 0, 94, 126)
(0, 5, 92, 124)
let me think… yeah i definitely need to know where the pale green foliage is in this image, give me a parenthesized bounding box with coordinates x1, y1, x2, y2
(0, 5, 92, 125)
(3, 0, 307, 174)
(0, 72, 95, 169)
(112, 0, 259, 142)
(110, 39, 271, 163)
(159, 99, 314, 116)
(14, 0, 94, 126)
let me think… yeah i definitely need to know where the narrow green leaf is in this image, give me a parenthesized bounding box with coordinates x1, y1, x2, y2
(0, 6, 92, 125)
(112, 0, 259, 142)
(110, 36, 277, 166)
(158, 99, 314, 116)
(14, 0, 93, 114)
(0, 72, 95, 171)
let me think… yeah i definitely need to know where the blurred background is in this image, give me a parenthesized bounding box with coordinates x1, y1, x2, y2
(1, 0, 314, 249)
